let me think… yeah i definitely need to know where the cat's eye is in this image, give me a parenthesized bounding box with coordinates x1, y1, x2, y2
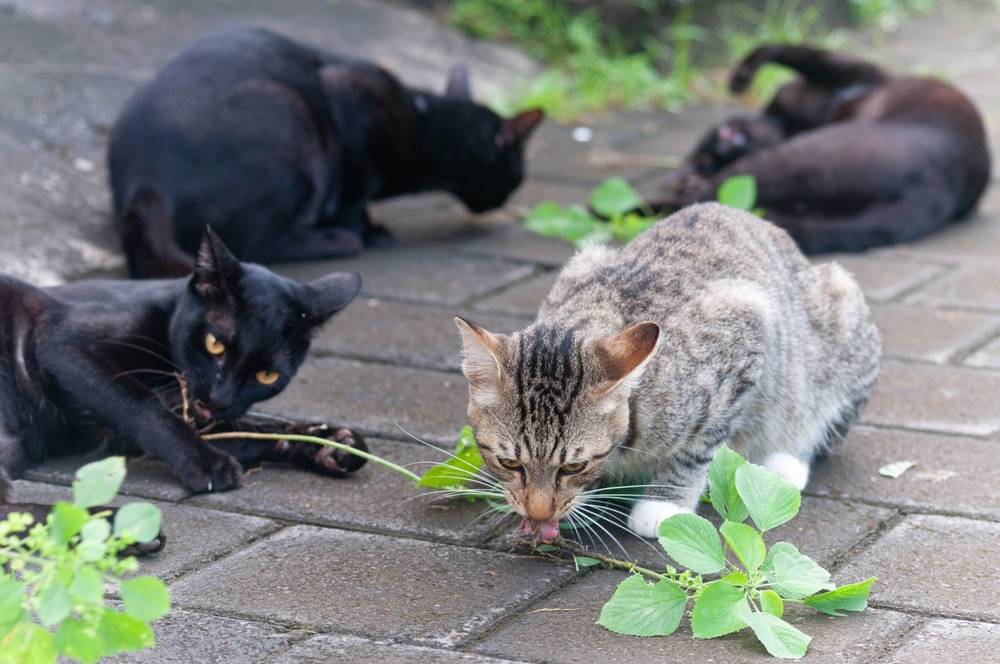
(256, 370, 280, 386)
(561, 462, 586, 474)
(204, 333, 226, 356)
(497, 458, 522, 471)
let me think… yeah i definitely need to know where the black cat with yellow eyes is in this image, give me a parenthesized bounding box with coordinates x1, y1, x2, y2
(0, 228, 368, 519)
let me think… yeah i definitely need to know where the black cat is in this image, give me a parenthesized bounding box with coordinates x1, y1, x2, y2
(0, 228, 367, 531)
(109, 26, 545, 278)
(663, 44, 991, 253)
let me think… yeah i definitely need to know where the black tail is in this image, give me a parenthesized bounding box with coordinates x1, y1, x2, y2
(730, 44, 888, 94)
(117, 185, 194, 278)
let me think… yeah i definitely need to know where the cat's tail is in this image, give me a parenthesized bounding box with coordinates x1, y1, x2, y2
(730, 44, 888, 94)
(116, 184, 194, 278)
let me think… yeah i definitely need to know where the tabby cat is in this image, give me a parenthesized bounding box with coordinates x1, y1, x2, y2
(456, 203, 880, 539)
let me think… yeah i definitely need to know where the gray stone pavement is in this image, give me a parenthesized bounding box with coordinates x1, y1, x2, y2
(3, 0, 1000, 661)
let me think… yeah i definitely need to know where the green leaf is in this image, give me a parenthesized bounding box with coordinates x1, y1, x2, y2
(113, 503, 162, 544)
(55, 620, 103, 664)
(721, 571, 748, 586)
(0, 578, 26, 626)
(534, 544, 559, 554)
(80, 518, 111, 543)
(708, 446, 749, 523)
(0, 622, 58, 664)
(36, 583, 72, 627)
(418, 426, 486, 492)
(720, 520, 766, 574)
(803, 577, 877, 616)
(658, 513, 725, 574)
(735, 463, 800, 531)
(97, 611, 155, 656)
(741, 610, 811, 659)
(598, 574, 688, 637)
(716, 175, 758, 211)
(72, 457, 126, 508)
(76, 540, 106, 563)
(760, 589, 784, 617)
(763, 542, 833, 599)
(68, 568, 104, 606)
(691, 580, 748, 638)
(590, 177, 643, 217)
(524, 202, 597, 242)
(573, 556, 601, 570)
(48, 502, 89, 545)
(120, 577, 171, 622)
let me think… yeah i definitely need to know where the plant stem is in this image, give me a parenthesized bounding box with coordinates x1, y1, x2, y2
(200, 432, 421, 484)
(555, 540, 666, 581)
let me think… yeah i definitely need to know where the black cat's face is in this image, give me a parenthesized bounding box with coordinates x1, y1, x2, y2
(169, 229, 360, 426)
(689, 116, 785, 176)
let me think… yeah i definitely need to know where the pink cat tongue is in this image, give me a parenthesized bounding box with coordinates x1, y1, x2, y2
(521, 517, 561, 542)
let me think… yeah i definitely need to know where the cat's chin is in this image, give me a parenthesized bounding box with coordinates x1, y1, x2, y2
(628, 499, 692, 539)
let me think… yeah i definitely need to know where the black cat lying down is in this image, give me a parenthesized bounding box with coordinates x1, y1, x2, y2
(109, 26, 545, 278)
(664, 44, 990, 253)
(0, 229, 367, 531)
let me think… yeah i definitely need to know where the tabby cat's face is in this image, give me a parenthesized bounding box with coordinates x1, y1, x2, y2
(170, 230, 361, 426)
(456, 319, 660, 540)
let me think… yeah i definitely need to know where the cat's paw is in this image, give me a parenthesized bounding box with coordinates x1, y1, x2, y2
(763, 452, 810, 490)
(628, 499, 691, 539)
(281, 423, 369, 477)
(179, 446, 243, 493)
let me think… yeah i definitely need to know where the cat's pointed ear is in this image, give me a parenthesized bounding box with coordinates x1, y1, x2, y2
(192, 226, 242, 300)
(300, 272, 362, 324)
(445, 63, 472, 100)
(592, 322, 661, 399)
(500, 109, 545, 146)
(455, 316, 507, 406)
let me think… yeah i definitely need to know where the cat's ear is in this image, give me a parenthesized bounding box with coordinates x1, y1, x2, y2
(445, 63, 472, 100)
(455, 317, 507, 406)
(300, 272, 362, 324)
(592, 322, 661, 399)
(191, 226, 242, 301)
(499, 109, 545, 146)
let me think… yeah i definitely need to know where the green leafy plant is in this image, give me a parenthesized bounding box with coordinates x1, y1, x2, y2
(715, 174, 759, 212)
(0, 457, 170, 664)
(592, 447, 875, 659)
(416, 425, 486, 493)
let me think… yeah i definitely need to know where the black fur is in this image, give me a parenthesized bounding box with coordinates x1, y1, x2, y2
(0, 230, 367, 521)
(663, 44, 991, 253)
(109, 27, 544, 277)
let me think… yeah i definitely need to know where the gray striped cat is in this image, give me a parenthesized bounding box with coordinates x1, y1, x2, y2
(456, 203, 880, 540)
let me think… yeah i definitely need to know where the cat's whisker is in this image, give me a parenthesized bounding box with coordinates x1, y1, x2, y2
(563, 512, 603, 555)
(102, 338, 181, 370)
(568, 503, 634, 559)
(393, 422, 499, 482)
(422, 474, 503, 491)
(573, 500, 668, 559)
(581, 482, 687, 494)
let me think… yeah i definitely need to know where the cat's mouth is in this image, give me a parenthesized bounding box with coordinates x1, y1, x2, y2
(520, 517, 560, 542)
(192, 401, 214, 427)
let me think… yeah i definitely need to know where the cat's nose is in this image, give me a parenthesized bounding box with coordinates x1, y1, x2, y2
(525, 491, 555, 522)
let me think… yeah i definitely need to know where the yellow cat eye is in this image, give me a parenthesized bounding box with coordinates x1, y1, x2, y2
(497, 458, 522, 471)
(562, 462, 586, 473)
(256, 370, 281, 386)
(204, 333, 226, 356)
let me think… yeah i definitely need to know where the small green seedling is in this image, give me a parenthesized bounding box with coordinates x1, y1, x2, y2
(0, 457, 170, 664)
(595, 447, 875, 659)
(417, 425, 487, 496)
(524, 174, 760, 247)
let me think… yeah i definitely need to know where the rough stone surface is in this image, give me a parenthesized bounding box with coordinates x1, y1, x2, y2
(810, 426, 1000, 520)
(169, 526, 577, 646)
(886, 619, 1000, 663)
(274, 635, 525, 663)
(473, 272, 557, 316)
(22, 455, 190, 502)
(838, 515, 1000, 622)
(863, 360, 1000, 436)
(871, 304, 1000, 363)
(822, 251, 947, 302)
(907, 262, 1000, 311)
(190, 438, 511, 545)
(470, 571, 914, 664)
(964, 333, 1000, 368)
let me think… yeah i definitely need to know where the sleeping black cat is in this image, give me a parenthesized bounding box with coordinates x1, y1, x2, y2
(0, 229, 367, 534)
(663, 44, 991, 253)
(109, 26, 545, 278)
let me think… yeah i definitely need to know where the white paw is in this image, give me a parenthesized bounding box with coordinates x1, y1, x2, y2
(628, 499, 691, 539)
(763, 452, 810, 490)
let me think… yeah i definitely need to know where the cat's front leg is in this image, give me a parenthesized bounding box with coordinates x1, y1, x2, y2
(627, 458, 711, 539)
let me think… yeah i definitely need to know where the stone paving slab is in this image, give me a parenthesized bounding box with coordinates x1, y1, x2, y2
(906, 187, 1000, 261)
(169, 525, 578, 647)
(273, 634, 525, 664)
(837, 514, 1000, 622)
(473, 272, 557, 316)
(964, 334, 1000, 369)
(265, 357, 469, 443)
(870, 303, 1000, 364)
(10, 480, 277, 581)
(107, 608, 303, 664)
(190, 437, 511, 545)
(315, 297, 529, 371)
(23, 454, 190, 502)
(822, 251, 949, 303)
(862, 359, 1000, 436)
(906, 262, 1000, 311)
(470, 570, 915, 664)
(885, 619, 1000, 663)
(810, 426, 1000, 521)
(449, 220, 576, 268)
(276, 248, 536, 308)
